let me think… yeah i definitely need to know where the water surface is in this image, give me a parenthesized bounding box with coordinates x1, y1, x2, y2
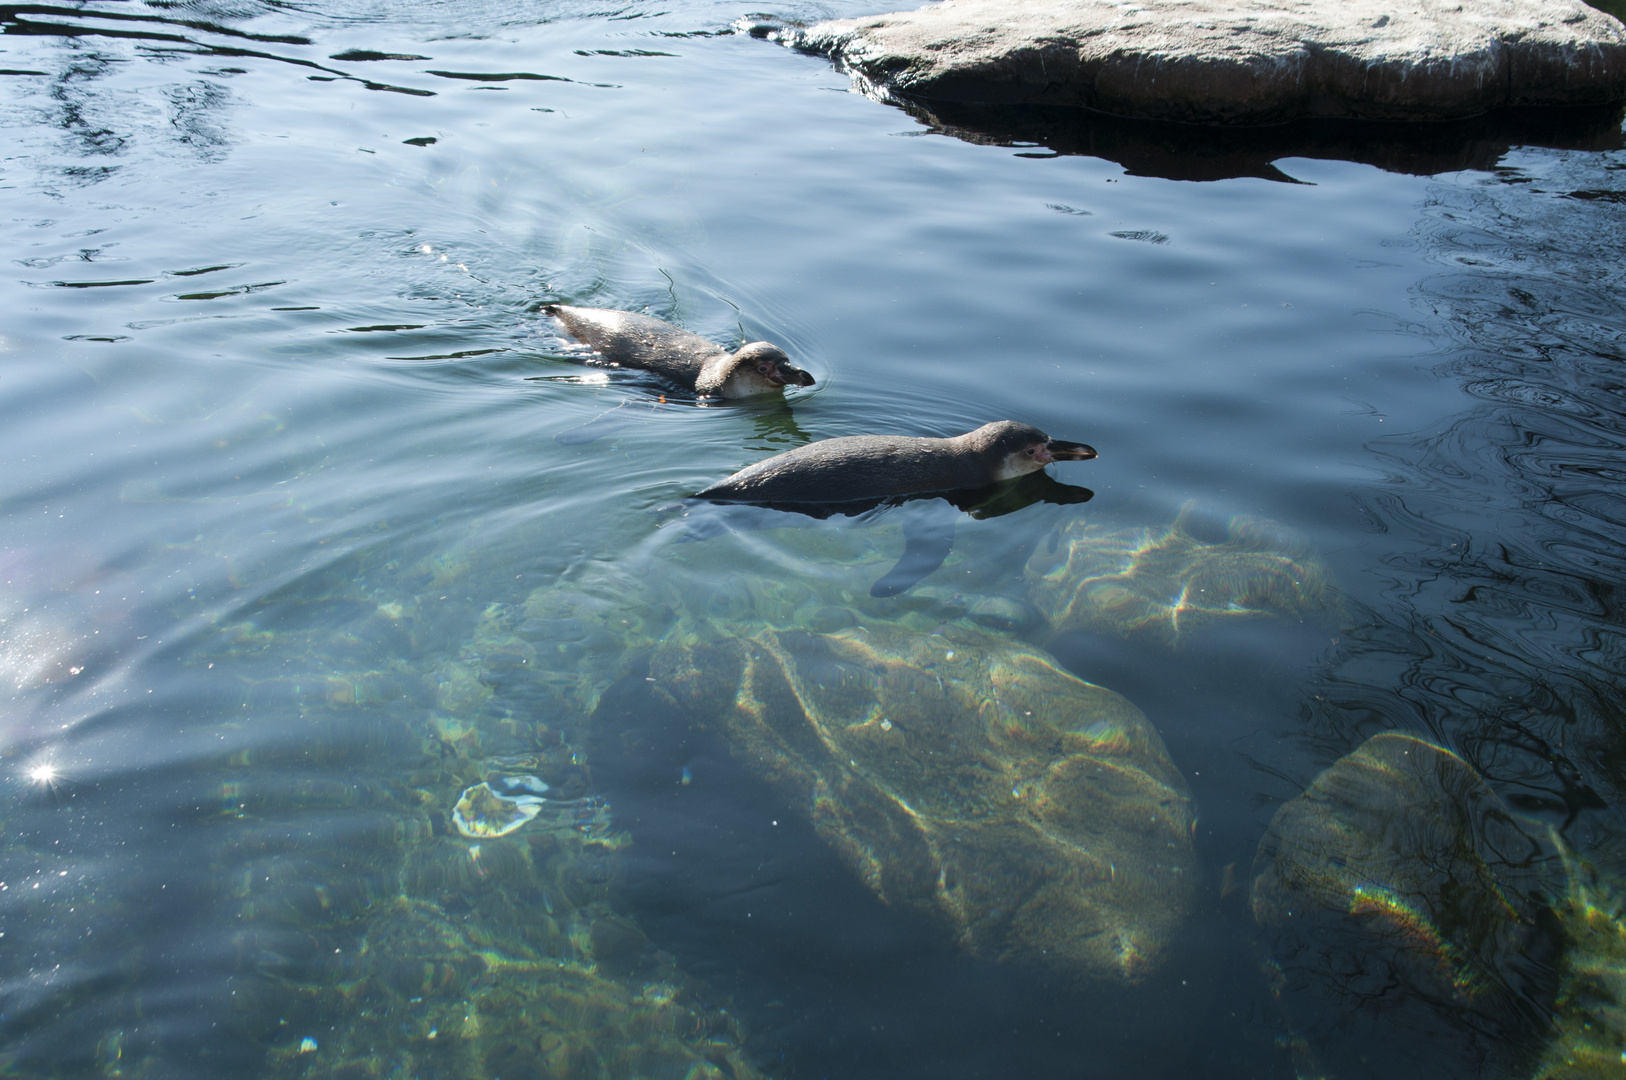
(2, 0, 1625, 1076)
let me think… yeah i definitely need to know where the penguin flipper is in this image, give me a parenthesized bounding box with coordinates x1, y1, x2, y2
(871, 506, 957, 598)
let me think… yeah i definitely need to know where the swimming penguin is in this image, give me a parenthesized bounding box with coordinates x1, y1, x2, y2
(692, 422, 1096, 597)
(695, 421, 1096, 506)
(545, 304, 815, 400)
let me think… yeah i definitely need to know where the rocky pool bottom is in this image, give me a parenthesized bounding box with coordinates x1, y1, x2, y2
(71, 506, 1608, 1080)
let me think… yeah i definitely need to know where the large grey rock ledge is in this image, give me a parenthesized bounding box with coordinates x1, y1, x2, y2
(773, 0, 1626, 124)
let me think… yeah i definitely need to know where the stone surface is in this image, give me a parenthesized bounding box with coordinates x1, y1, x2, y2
(1251, 732, 1563, 1080)
(517, 507, 1329, 984)
(1024, 510, 1333, 643)
(645, 621, 1198, 982)
(776, 0, 1626, 124)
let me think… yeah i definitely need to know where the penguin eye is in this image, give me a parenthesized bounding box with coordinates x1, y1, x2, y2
(758, 363, 773, 374)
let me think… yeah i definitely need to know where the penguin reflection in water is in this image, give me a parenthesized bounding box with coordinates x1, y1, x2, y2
(690, 421, 1098, 597)
(541, 305, 815, 444)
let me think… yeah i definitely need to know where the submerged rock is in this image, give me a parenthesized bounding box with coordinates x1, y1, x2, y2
(1528, 845, 1626, 1073)
(644, 620, 1197, 982)
(1535, 853, 1626, 1079)
(266, 883, 761, 1080)
(773, 0, 1626, 125)
(1025, 510, 1333, 643)
(1251, 732, 1562, 1079)
(515, 506, 1339, 985)
(451, 781, 545, 838)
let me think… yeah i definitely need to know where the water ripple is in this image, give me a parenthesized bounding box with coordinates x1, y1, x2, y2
(1312, 150, 1626, 852)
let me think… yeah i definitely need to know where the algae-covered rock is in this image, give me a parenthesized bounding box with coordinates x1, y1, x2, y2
(1531, 851, 1626, 1080)
(1026, 510, 1333, 643)
(1252, 732, 1562, 1079)
(646, 620, 1197, 982)
(264, 897, 760, 1080)
(261, 796, 751, 1080)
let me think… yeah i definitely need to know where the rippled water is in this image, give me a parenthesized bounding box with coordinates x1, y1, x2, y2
(2, 0, 1626, 1076)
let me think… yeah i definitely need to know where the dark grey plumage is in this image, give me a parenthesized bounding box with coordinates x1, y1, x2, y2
(696, 421, 1097, 505)
(545, 304, 814, 399)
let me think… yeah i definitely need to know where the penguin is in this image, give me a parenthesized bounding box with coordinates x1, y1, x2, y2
(692, 422, 1096, 597)
(695, 421, 1096, 505)
(544, 304, 815, 400)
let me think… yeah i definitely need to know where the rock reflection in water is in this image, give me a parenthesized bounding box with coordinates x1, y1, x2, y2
(1251, 732, 1562, 1080)
(881, 97, 1626, 183)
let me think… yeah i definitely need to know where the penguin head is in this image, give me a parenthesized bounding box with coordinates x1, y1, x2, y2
(972, 421, 1098, 481)
(718, 342, 817, 397)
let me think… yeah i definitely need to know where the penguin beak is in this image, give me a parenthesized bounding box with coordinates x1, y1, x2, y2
(1041, 439, 1097, 462)
(774, 364, 816, 388)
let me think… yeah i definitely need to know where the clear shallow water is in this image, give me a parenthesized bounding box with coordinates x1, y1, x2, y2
(1, 0, 1625, 1076)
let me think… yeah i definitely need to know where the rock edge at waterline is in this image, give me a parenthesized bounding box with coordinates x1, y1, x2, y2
(770, 0, 1626, 125)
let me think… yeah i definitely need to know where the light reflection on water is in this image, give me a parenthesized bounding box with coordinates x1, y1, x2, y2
(1, 0, 1625, 1076)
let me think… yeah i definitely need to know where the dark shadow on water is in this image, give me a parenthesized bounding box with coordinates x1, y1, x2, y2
(896, 98, 1626, 182)
(588, 658, 1281, 1080)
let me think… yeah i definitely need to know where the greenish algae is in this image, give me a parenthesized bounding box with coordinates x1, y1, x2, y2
(176, 549, 763, 1080)
(263, 893, 756, 1080)
(250, 728, 755, 1080)
(1531, 846, 1626, 1080)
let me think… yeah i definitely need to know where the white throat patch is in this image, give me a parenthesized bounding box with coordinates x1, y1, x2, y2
(993, 449, 1046, 481)
(720, 367, 784, 398)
